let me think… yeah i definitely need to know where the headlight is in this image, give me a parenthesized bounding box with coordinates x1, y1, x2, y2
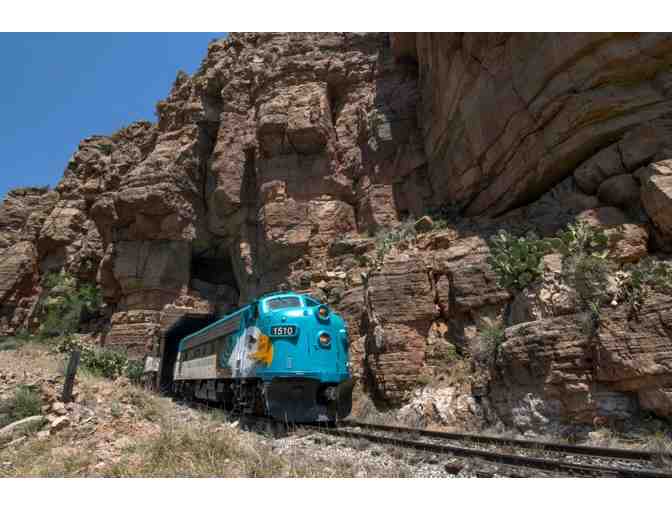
(317, 305, 329, 320)
(319, 332, 331, 347)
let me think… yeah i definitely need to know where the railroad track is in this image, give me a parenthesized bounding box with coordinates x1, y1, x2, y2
(300, 420, 672, 478)
(174, 399, 671, 477)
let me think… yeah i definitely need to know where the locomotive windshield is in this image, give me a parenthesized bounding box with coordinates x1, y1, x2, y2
(266, 296, 301, 311)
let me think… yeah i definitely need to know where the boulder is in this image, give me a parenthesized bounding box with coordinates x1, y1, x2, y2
(433, 236, 510, 312)
(0, 416, 45, 438)
(328, 237, 374, 257)
(413, 216, 434, 233)
(49, 416, 71, 434)
(574, 144, 626, 195)
(638, 387, 672, 418)
(593, 294, 672, 392)
(641, 160, 672, 239)
(51, 402, 67, 416)
(576, 208, 648, 263)
(396, 386, 485, 429)
(597, 174, 640, 208)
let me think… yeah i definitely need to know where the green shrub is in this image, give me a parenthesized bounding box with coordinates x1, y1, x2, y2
(441, 342, 459, 363)
(86, 348, 128, 379)
(373, 219, 417, 264)
(38, 271, 101, 338)
(97, 143, 114, 155)
(553, 221, 610, 259)
(481, 319, 505, 347)
(125, 360, 145, 384)
(14, 328, 33, 342)
(486, 230, 553, 291)
(354, 254, 369, 267)
(110, 401, 122, 418)
(13, 386, 43, 420)
(0, 329, 47, 351)
(554, 221, 612, 316)
(486, 221, 623, 321)
(0, 338, 19, 352)
(567, 253, 612, 308)
(620, 257, 672, 316)
(56, 336, 129, 380)
(416, 374, 432, 386)
(473, 318, 506, 365)
(426, 203, 461, 228)
(0, 409, 11, 429)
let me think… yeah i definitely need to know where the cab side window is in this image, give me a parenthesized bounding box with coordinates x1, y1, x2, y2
(304, 297, 320, 307)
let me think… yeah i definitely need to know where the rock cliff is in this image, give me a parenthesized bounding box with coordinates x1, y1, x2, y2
(2, 32, 672, 432)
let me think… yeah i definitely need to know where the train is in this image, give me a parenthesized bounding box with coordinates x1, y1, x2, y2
(171, 291, 353, 423)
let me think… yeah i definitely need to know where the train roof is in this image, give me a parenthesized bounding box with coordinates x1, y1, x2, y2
(175, 291, 317, 349)
(177, 303, 250, 350)
(258, 290, 303, 299)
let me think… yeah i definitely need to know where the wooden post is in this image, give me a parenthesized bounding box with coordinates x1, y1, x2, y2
(62, 350, 81, 403)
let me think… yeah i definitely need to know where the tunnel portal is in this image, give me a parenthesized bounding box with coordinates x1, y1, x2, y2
(159, 312, 217, 393)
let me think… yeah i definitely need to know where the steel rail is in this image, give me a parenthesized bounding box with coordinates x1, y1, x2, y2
(306, 425, 672, 478)
(341, 419, 662, 462)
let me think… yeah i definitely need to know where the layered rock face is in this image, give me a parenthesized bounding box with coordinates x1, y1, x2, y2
(391, 33, 672, 219)
(2, 32, 672, 430)
(492, 295, 672, 429)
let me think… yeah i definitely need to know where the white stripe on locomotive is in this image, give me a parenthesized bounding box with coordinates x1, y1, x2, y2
(175, 354, 216, 380)
(174, 323, 269, 382)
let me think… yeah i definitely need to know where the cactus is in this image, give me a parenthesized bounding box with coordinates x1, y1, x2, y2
(486, 230, 552, 291)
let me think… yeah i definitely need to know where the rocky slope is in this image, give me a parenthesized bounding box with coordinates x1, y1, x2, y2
(1, 32, 672, 433)
(1, 344, 435, 477)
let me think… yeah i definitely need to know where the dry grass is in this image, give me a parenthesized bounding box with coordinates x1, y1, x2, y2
(0, 393, 297, 477)
(0, 432, 99, 476)
(103, 417, 287, 477)
(0, 385, 43, 431)
(3, 344, 408, 477)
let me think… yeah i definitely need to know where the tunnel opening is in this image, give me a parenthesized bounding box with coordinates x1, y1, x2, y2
(190, 241, 241, 317)
(159, 312, 217, 393)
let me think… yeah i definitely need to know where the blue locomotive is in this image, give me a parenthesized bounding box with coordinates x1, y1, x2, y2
(172, 292, 353, 422)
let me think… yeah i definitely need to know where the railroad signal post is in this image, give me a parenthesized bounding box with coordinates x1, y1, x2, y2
(62, 349, 81, 403)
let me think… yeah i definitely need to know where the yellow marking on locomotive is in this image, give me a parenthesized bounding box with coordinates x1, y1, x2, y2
(249, 334, 273, 365)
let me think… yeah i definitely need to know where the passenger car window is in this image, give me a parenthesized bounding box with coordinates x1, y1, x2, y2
(266, 297, 301, 311)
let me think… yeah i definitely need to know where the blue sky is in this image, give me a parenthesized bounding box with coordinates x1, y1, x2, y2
(0, 33, 227, 199)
